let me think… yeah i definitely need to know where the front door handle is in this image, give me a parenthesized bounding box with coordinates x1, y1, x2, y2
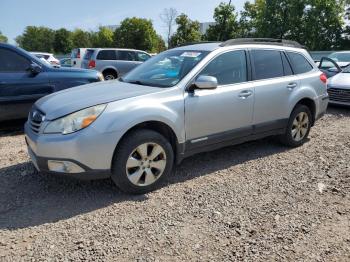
(239, 90, 253, 99)
(287, 83, 298, 89)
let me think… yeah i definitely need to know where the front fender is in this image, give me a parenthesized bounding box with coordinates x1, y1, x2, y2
(95, 88, 185, 144)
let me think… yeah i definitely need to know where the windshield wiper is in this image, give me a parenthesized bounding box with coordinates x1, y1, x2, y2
(126, 80, 149, 86)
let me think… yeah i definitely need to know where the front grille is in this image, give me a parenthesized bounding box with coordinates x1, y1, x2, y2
(29, 108, 45, 134)
(328, 88, 350, 103)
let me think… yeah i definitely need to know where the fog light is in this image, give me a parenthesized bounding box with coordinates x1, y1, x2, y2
(48, 160, 85, 173)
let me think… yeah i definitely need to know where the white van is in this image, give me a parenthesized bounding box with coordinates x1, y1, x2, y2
(71, 48, 88, 68)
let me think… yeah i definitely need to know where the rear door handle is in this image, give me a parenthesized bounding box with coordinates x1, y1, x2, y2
(287, 83, 298, 89)
(239, 90, 253, 99)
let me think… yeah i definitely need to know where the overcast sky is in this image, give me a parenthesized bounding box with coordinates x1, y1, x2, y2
(0, 0, 247, 43)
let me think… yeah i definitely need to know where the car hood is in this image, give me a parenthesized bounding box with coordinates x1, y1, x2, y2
(36, 80, 163, 120)
(328, 73, 350, 89)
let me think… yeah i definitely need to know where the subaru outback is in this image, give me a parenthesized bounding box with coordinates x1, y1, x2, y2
(25, 39, 329, 194)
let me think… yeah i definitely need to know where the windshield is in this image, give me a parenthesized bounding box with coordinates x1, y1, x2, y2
(329, 52, 350, 62)
(121, 50, 209, 88)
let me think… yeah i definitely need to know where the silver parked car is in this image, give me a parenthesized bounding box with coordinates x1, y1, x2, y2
(81, 48, 151, 80)
(327, 66, 350, 106)
(25, 39, 329, 194)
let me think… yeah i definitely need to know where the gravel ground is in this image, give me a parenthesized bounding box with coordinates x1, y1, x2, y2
(0, 107, 349, 261)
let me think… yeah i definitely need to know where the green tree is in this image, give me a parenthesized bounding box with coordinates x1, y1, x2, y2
(169, 14, 201, 47)
(114, 17, 160, 52)
(16, 26, 55, 52)
(154, 34, 167, 53)
(301, 0, 345, 50)
(71, 29, 92, 48)
(239, 0, 347, 50)
(91, 27, 114, 48)
(0, 31, 8, 43)
(53, 28, 73, 54)
(205, 1, 239, 41)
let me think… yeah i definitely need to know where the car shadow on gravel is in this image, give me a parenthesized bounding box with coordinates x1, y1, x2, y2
(327, 105, 350, 117)
(0, 119, 26, 137)
(0, 162, 148, 230)
(0, 136, 291, 230)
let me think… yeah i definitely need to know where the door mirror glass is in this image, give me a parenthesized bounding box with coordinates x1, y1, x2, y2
(28, 63, 42, 75)
(193, 75, 218, 90)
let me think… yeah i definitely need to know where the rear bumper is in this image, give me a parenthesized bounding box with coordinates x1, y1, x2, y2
(315, 94, 329, 121)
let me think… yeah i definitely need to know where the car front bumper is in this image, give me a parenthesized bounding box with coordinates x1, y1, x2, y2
(24, 121, 122, 180)
(327, 87, 350, 106)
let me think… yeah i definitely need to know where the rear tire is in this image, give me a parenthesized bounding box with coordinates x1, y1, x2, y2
(103, 70, 118, 81)
(279, 105, 312, 147)
(111, 129, 174, 194)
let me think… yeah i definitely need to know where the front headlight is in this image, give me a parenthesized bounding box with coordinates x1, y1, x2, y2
(44, 104, 107, 134)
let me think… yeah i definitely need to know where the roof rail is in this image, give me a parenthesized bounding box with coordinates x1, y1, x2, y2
(220, 38, 304, 49)
(178, 41, 221, 47)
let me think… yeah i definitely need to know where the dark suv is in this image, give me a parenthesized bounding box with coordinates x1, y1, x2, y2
(0, 43, 104, 122)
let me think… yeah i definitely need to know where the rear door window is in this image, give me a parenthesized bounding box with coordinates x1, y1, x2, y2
(251, 50, 284, 80)
(287, 52, 313, 74)
(117, 51, 137, 61)
(97, 50, 117, 60)
(0, 48, 31, 72)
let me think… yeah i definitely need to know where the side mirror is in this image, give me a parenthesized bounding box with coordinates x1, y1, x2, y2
(191, 75, 218, 91)
(28, 63, 42, 75)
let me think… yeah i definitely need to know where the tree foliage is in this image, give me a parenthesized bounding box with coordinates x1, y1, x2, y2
(71, 29, 92, 49)
(205, 1, 239, 41)
(16, 26, 55, 52)
(0, 31, 8, 43)
(53, 28, 73, 54)
(115, 17, 163, 52)
(91, 27, 114, 48)
(169, 14, 201, 47)
(239, 0, 347, 50)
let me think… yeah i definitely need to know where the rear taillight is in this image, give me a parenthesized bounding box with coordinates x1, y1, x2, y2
(88, 60, 96, 68)
(320, 73, 327, 84)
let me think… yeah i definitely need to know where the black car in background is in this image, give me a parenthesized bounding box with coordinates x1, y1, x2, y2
(0, 43, 103, 122)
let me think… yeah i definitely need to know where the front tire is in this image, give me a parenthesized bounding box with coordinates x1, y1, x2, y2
(103, 70, 118, 81)
(279, 105, 312, 147)
(111, 129, 174, 194)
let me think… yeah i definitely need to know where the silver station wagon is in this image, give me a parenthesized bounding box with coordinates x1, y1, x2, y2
(25, 38, 329, 194)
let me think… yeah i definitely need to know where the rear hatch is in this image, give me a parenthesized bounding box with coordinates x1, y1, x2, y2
(81, 49, 96, 69)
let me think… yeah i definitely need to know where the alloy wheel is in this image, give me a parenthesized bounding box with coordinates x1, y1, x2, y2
(291, 112, 309, 142)
(104, 75, 115, 80)
(126, 143, 167, 187)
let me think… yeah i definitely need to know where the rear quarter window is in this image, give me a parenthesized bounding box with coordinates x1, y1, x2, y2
(287, 52, 313, 74)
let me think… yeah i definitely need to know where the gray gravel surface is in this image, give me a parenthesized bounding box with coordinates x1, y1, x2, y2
(0, 107, 349, 261)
